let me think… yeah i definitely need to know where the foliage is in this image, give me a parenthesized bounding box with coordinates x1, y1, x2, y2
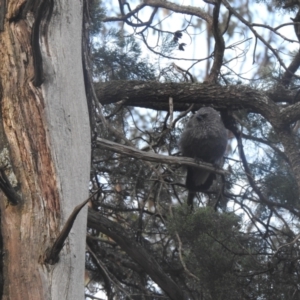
(84, 0, 300, 299)
(92, 31, 156, 81)
(169, 206, 243, 298)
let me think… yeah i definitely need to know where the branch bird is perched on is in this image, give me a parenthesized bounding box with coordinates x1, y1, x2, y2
(179, 107, 227, 208)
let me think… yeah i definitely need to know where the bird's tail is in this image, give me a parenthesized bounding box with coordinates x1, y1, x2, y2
(187, 190, 196, 210)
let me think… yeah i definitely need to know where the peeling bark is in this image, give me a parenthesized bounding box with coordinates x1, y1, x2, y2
(0, 1, 90, 299)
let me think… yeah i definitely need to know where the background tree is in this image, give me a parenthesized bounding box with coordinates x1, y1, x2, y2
(85, 0, 300, 299)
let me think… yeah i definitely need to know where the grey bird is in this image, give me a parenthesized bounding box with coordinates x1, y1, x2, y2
(179, 107, 227, 208)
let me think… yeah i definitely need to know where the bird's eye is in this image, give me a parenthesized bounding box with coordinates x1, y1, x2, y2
(197, 113, 207, 120)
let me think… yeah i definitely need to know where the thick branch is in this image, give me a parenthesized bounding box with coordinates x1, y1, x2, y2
(96, 81, 281, 120)
(87, 208, 185, 300)
(96, 81, 300, 127)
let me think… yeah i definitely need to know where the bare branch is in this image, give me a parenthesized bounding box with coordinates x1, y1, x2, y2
(221, 0, 290, 74)
(104, 0, 212, 24)
(206, 0, 225, 83)
(96, 137, 228, 176)
(144, 0, 212, 24)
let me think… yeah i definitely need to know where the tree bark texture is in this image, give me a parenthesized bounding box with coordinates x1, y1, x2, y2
(0, 1, 90, 299)
(96, 80, 296, 124)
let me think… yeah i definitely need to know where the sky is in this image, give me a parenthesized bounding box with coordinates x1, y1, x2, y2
(103, 0, 298, 83)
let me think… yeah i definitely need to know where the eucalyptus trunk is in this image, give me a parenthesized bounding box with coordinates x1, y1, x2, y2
(0, 1, 90, 299)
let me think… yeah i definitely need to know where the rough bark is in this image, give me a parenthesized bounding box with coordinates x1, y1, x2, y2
(0, 1, 90, 299)
(96, 80, 292, 122)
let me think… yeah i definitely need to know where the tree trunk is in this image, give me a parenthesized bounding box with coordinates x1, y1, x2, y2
(0, 1, 90, 299)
